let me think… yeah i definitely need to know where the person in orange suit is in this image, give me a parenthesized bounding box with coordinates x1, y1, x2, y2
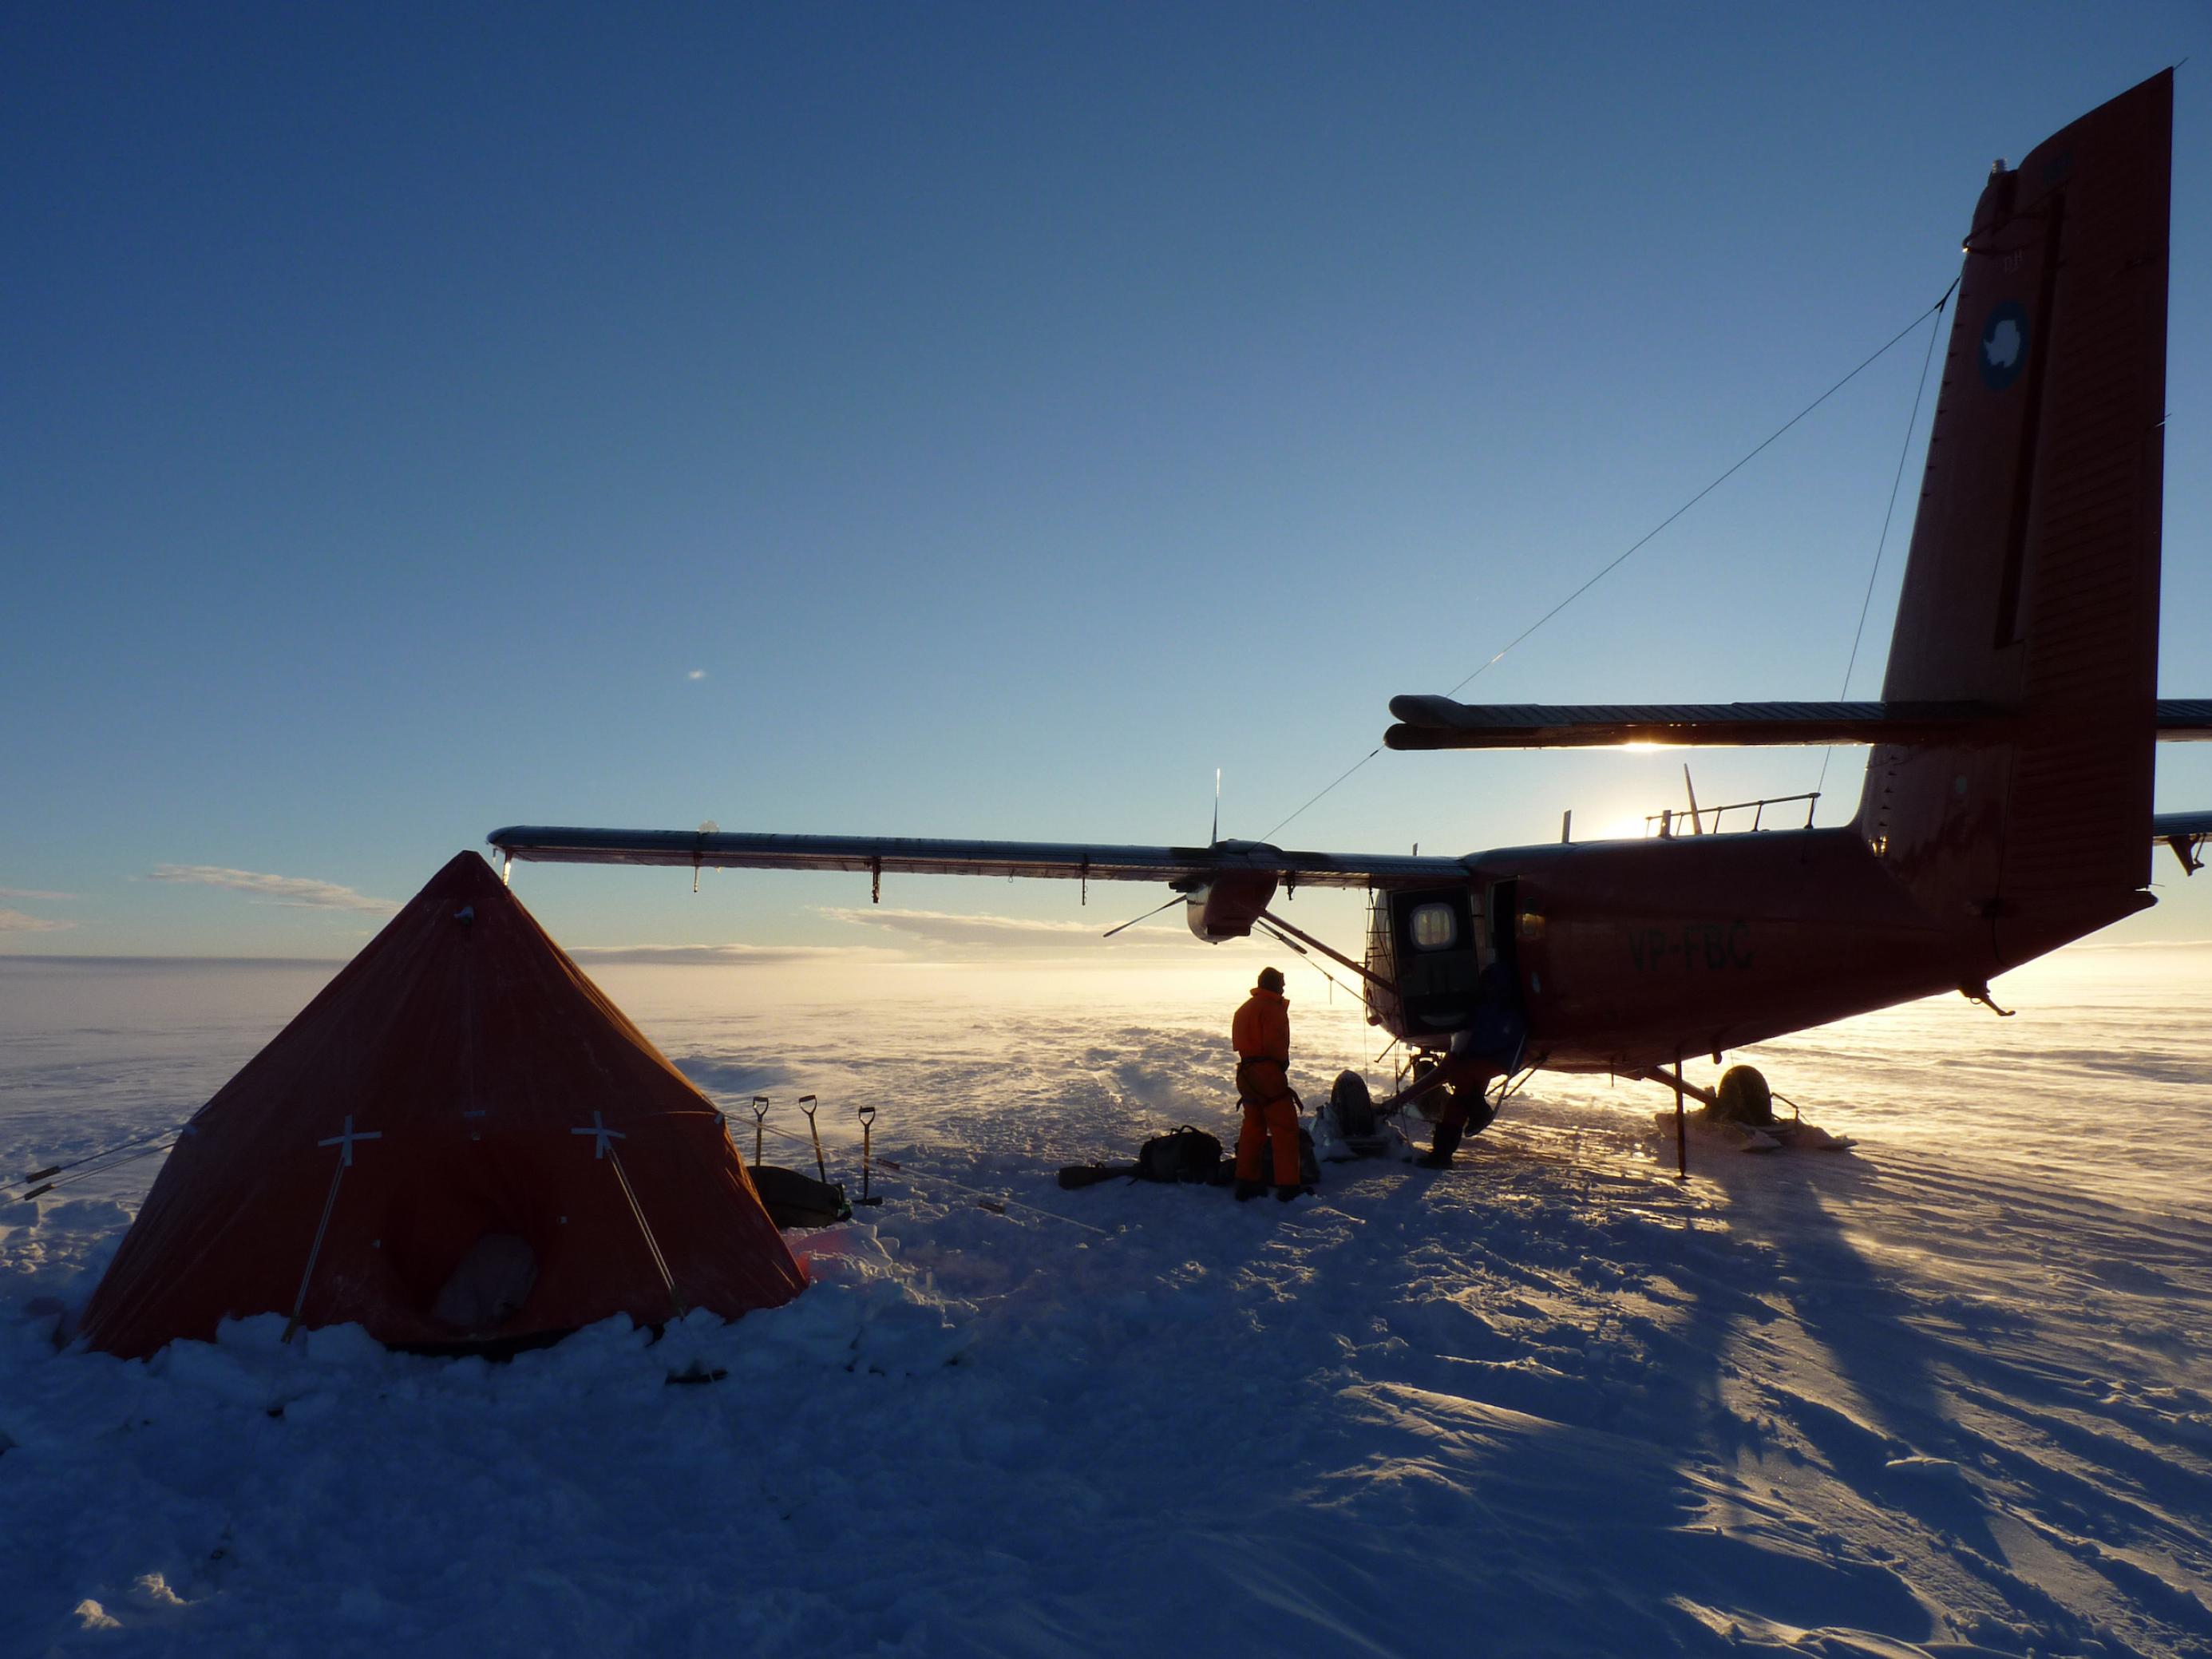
(1232, 967, 1305, 1202)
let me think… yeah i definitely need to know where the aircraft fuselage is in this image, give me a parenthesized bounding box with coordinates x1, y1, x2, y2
(1369, 826, 2149, 1074)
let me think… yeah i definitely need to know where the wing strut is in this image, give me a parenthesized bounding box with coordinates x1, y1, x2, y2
(1255, 907, 1391, 992)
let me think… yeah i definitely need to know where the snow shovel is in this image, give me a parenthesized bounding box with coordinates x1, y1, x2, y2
(799, 1094, 826, 1182)
(855, 1103, 884, 1206)
(750, 1095, 770, 1166)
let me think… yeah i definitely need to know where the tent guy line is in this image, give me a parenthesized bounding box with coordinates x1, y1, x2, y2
(15, 1119, 192, 1196)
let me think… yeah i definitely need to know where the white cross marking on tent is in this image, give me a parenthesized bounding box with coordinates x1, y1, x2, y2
(317, 1116, 382, 1167)
(571, 1112, 626, 1159)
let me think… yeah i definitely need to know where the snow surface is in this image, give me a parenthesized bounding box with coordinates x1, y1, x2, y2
(3, 948, 2210, 1657)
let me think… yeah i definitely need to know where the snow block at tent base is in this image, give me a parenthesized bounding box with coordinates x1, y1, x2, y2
(79, 851, 808, 1359)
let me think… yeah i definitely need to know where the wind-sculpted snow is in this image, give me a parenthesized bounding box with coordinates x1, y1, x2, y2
(0, 949, 2208, 1655)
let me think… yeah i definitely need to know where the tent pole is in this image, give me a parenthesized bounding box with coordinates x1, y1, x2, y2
(285, 1116, 381, 1344)
(283, 1161, 348, 1344)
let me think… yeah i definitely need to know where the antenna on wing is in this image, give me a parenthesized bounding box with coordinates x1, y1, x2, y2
(1210, 769, 1221, 846)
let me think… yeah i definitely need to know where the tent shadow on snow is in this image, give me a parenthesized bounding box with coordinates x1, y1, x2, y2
(79, 853, 807, 1360)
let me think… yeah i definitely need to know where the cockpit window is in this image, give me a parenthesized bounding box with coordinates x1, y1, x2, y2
(1409, 902, 1458, 950)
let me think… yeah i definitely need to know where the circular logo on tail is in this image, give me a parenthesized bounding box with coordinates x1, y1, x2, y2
(1979, 300, 2029, 391)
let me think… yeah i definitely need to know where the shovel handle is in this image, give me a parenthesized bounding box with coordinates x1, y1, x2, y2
(799, 1095, 824, 1180)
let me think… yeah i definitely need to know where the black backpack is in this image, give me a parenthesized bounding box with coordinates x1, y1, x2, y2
(1134, 1125, 1224, 1184)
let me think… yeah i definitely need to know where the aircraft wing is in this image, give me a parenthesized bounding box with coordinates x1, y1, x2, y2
(1385, 696, 2212, 750)
(486, 826, 1473, 890)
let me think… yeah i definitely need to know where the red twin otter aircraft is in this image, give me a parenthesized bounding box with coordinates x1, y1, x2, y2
(493, 73, 2208, 1146)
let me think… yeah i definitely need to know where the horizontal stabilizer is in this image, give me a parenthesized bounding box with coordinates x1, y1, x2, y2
(1386, 697, 2212, 750)
(2154, 810, 2212, 876)
(2158, 700, 2212, 740)
(1385, 697, 2012, 750)
(486, 826, 1473, 889)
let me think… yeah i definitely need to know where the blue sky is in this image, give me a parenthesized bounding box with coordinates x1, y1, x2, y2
(4, 2, 2209, 960)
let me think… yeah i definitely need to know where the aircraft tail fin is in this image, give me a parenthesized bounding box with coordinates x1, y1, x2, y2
(1856, 70, 2171, 968)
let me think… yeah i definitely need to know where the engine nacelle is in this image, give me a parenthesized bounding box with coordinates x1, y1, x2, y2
(1185, 873, 1279, 942)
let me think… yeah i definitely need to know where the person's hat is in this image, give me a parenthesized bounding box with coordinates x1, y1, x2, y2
(1256, 966, 1286, 992)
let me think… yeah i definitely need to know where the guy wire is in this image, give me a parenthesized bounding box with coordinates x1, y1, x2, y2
(1260, 282, 1963, 845)
(1814, 281, 1954, 799)
(1441, 279, 1961, 700)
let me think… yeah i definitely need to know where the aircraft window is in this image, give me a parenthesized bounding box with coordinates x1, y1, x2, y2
(1409, 903, 1458, 950)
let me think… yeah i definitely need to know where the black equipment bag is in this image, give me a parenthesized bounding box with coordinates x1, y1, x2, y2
(1135, 1125, 1224, 1184)
(750, 1165, 852, 1229)
(1057, 1162, 1137, 1190)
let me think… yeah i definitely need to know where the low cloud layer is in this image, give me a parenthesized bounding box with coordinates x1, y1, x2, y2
(567, 941, 899, 967)
(819, 905, 1173, 950)
(148, 865, 398, 914)
(0, 909, 73, 933)
(2072, 936, 2212, 951)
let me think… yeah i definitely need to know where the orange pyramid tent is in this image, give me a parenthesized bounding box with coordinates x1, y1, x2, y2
(82, 852, 806, 1358)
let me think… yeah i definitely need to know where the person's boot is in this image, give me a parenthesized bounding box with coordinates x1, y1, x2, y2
(1234, 1178, 1268, 1202)
(1274, 1182, 1304, 1202)
(1416, 1125, 1462, 1169)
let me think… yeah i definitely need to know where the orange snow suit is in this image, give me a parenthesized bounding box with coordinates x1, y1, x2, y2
(1231, 988, 1301, 1187)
